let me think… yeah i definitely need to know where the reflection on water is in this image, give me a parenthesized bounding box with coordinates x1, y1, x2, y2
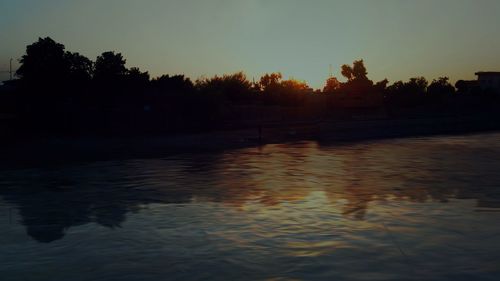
(2, 133, 500, 280)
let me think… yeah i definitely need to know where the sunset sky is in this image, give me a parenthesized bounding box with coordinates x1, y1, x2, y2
(1, 0, 499, 88)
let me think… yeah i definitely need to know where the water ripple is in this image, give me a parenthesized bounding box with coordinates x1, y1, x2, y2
(1, 133, 500, 280)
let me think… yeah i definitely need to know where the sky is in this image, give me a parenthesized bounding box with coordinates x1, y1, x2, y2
(1, 0, 500, 88)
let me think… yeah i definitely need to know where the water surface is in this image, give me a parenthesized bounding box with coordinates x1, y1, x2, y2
(1, 133, 500, 280)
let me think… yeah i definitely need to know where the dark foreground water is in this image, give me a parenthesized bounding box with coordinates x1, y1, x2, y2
(1, 133, 500, 281)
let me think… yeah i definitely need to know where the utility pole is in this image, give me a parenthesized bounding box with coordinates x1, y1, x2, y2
(0, 59, 14, 81)
(10, 58, 13, 80)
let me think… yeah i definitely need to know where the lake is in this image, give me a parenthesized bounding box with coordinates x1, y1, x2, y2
(1, 133, 500, 281)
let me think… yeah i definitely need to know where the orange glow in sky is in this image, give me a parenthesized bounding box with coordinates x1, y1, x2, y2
(1, 0, 500, 87)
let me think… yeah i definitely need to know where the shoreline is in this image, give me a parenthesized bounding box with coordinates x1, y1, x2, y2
(2, 115, 500, 169)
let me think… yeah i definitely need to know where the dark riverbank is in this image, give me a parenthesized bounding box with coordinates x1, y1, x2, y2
(2, 114, 500, 169)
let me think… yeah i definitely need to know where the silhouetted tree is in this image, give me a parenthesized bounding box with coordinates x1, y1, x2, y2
(387, 77, 427, 96)
(455, 79, 483, 96)
(258, 73, 312, 104)
(341, 64, 353, 81)
(374, 79, 389, 92)
(385, 77, 428, 107)
(279, 78, 312, 104)
(196, 72, 253, 102)
(259, 72, 283, 93)
(352, 60, 368, 81)
(65, 52, 93, 85)
(341, 59, 369, 82)
(339, 60, 375, 95)
(94, 51, 127, 84)
(16, 37, 94, 92)
(125, 67, 150, 89)
(323, 77, 341, 94)
(408, 77, 428, 94)
(151, 74, 195, 95)
(8, 36, 500, 137)
(427, 77, 455, 97)
(280, 79, 311, 94)
(386, 80, 405, 95)
(16, 37, 68, 86)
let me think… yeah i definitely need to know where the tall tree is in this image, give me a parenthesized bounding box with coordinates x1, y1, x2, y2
(352, 60, 368, 80)
(339, 59, 375, 95)
(407, 77, 428, 94)
(374, 79, 389, 92)
(323, 77, 341, 94)
(341, 59, 368, 82)
(94, 51, 127, 83)
(65, 52, 93, 84)
(196, 72, 253, 102)
(126, 67, 150, 87)
(341, 64, 353, 81)
(259, 72, 283, 93)
(427, 77, 455, 96)
(16, 37, 68, 85)
(152, 75, 194, 95)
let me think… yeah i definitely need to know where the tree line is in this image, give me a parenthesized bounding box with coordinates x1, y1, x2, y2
(1, 37, 498, 136)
